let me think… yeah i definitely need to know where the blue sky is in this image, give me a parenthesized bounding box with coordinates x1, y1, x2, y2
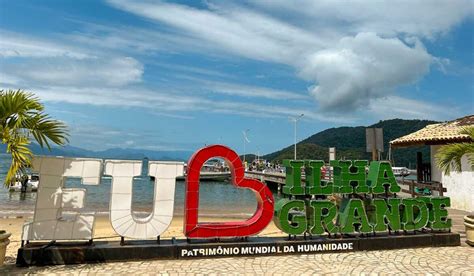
(0, 0, 473, 155)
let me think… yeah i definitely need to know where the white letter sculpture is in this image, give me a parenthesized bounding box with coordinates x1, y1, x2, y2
(22, 156, 102, 242)
(105, 160, 184, 239)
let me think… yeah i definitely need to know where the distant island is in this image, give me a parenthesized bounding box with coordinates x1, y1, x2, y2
(1, 118, 437, 167)
(0, 144, 193, 162)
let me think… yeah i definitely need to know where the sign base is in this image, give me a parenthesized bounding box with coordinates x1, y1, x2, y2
(16, 232, 460, 266)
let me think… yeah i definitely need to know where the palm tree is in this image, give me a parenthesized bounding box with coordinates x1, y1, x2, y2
(435, 126, 474, 175)
(1, 89, 69, 186)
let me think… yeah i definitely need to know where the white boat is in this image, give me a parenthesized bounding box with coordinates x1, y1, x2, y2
(392, 167, 410, 177)
(8, 174, 40, 192)
(29, 174, 40, 190)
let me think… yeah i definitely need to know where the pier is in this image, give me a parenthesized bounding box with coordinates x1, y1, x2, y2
(177, 171, 231, 181)
(245, 171, 288, 185)
(245, 171, 444, 198)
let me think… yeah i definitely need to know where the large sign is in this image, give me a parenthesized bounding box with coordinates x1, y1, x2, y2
(105, 160, 183, 239)
(22, 144, 452, 243)
(274, 159, 451, 236)
(185, 145, 274, 238)
(22, 157, 102, 242)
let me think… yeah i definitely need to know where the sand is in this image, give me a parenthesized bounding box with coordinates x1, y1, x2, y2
(1, 208, 470, 265)
(0, 215, 283, 265)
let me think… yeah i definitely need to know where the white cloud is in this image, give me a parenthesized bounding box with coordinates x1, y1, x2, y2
(106, 0, 326, 64)
(151, 62, 234, 79)
(367, 95, 461, 121)
(301, 33, 432, 111)
(207, 82, 308, 100)
(106, 0, 471, 113)
(24, 85, 347, 123)
(68, 124, 182, 151)
(0, 73, 22, 86)
(148, 111, 195, 120)
(1, 0, 471, 124)
(5, 56, 143, 87)
(66, 23, 213, 56)
(0, 32, 144, 87)
(0, 30, 90, 59)
(173, 75, 309, 100)
(252, 0, 473, 38)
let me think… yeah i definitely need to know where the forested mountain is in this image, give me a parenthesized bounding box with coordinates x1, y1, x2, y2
(264, 119, 438, 168)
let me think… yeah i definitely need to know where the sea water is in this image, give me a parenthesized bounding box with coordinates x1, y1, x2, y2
(0, 154, 276, 218)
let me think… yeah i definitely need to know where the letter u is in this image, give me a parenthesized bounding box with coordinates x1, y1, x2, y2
(106, 160, 184, 239)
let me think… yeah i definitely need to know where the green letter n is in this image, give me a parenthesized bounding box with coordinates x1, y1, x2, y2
(371, 198, 402, 232)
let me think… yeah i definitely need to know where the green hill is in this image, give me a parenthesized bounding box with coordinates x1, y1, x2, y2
(264, 118, 438, 168)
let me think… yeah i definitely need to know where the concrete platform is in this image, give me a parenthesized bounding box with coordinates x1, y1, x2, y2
(16, 232, 460, 266)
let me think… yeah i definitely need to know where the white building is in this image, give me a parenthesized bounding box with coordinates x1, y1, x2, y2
(390, 115, 473, 212)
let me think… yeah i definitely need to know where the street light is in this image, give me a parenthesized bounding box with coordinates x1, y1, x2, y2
(242, 129, 250, 164)
(289, 114, 304, 160)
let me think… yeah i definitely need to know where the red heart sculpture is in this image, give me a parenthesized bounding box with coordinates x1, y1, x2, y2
(184, 144, 274, 238)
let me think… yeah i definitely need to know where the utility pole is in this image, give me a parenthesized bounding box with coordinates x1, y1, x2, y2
(289, 114, 304, 160)
(242, 129, 250, 164)
(372, 136, 377, 161)
(366, 128, 383, 161)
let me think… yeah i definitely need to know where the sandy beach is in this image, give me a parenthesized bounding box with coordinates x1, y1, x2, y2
(1, 215, 284, 265)
(1, 208, 472, 274)
(2, 207, 471, 265)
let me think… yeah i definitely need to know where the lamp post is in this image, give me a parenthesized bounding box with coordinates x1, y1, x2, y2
(289, 114, 304, 160)
(242, 129, 250, 164)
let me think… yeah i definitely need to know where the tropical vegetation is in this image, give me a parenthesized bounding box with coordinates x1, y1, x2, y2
(435, 127, 474, 175)
(0, 89, 69, 186)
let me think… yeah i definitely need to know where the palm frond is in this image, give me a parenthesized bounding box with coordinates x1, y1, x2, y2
(5, 135, 32, 185)
(435, 126, 474, 175)
(24, 113, 69, 149)
(460, 126, 474, 139)
(0, 89, 43, 130)
(1, 89, 70, 186)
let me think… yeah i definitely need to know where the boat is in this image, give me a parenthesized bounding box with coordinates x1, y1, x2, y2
(176, 160, 231, 181)
(176, 170, 231, 182)
(392, 167, 410, 177)
(8, 174, 40, 192)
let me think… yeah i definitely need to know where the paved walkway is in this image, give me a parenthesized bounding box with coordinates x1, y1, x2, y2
(1, 208, 473, 275)
(1, 246, 473, 275)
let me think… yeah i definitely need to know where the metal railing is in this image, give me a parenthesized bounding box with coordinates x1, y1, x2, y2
(398, 179, 446, 197)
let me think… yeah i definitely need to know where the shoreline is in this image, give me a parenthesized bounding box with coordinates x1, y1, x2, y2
(1, 207, 470, 265)
(0, 210, 257, 219)
(0, 215, 283, 265)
